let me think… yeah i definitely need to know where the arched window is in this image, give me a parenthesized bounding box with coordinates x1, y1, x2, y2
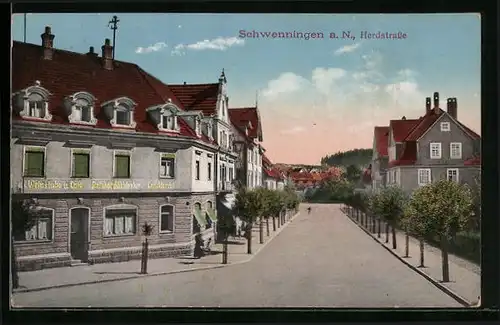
(159, 204, 174, 233)
(67, 92, 97, 124)
(205, 201, 215, 229)
(12, 81, 52, 121)
(101, 97, 137, 128)
(192, 202, 205, 234)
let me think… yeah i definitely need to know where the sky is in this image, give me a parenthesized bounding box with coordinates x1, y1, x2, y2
(12, 13, 481, 165)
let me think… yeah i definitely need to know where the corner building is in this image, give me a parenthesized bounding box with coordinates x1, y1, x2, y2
(11, 27, 236, 271)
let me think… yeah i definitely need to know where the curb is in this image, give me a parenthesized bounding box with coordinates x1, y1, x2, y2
(341, 209, 472, 307)
(14, 211, 301, 294)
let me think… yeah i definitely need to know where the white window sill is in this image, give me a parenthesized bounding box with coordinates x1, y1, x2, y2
(70, 121, 98, 126)
(159, 176, 175, 179)
(103, 233, 136, 238)
(159, 128, 180, 133)
(14, 239, 53, 245)
(21, 116, 52, 122)
(159, 230, 174, 235)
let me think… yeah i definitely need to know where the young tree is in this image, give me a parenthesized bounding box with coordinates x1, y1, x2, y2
(11, 199, 40, 289)
(235, 188, 265, 254)
(140, 221, 154, 274)
(369, 186, 407, 249)
(255, 187, 272, 244)
(404, 180, 473, 282)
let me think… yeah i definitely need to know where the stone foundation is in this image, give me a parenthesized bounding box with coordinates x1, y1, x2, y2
(17, 253, 72, 272)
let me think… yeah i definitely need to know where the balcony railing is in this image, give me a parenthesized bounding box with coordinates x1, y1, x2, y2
(218, 181, 234, 192)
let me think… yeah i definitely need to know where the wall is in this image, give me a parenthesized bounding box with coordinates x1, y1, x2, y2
(399, 166, 480, 193)
(191, 147, 215, 192)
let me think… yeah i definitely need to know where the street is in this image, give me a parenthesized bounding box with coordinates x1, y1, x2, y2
(12, 204, 462, 308)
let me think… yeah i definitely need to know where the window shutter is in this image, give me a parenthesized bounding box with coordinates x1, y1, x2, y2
(25, 151, 44, 176)
(73, 153, 89, 177)
(115, 155, 130, 177)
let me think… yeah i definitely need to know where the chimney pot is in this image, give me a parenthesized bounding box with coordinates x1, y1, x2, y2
(183, 81, 187, 85)
(89, 46, 94, 53)
(105, 38, 111, 46)
(433, 92, 440, 114)
(45, 26, 51, 34)
(41, 26, 55, 60)
(101, 39, 114, 70)
(425, 97, 431, 112)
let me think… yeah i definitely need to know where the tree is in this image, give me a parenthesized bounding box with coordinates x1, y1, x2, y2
(255, 187, 272, 244)
(403, 180, 473, 282)
(265, 190, 280, 235)
(11, 199, 40, 289)
(369, 186, 407, 249)
(235, 188, 266, 254)
(140, 221, 154, 274)
(345, 164, 362, 183)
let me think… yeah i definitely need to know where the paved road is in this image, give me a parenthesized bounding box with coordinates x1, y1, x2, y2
(12, 204, 461, 308)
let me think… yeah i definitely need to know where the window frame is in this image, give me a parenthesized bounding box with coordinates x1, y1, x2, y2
(68, 92, 98, 125)
(195, 159, 201, 180)
(207, 161, 212, 181)
(159, 204, 175, 233)
(13, 207, 55, 243)
(15, 83, 53, 121)
(103, 205, 138, 237)
(159, 153, 176, 179)
(440, 122, 451, 132)
(71, 148, 91, 178)
(417, 168, 432, 186)
(429, 142, 442, 159)
(23, 145, 47, 178)
(446, 168, 460, 183)
(113, 150, 132, 179)
(450, 142, 463, 159)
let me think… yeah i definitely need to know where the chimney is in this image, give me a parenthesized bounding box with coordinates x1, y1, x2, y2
(425, 97, 431, 113)
(183, 81, 187, 85)
(86, 46, 98, 58)
(402, 116, 406, 120)
(433, 92, 440, 114)
(41, 26, 55, 60)
(448, 97, 458, 119)
(101, 39, 113, 70)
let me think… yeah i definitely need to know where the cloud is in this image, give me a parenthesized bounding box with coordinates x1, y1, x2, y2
(334, 42, 361, 55)
(171, 36, 244, 56)
(311, 68, 347, 94)
(135, 42, 167, 54)
(261, 72, 309, 99)
(281, 126, 305, 134)
(397, 68, 418, 79)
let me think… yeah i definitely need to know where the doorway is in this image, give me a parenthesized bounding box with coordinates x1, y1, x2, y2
(70, 208, 89, 261)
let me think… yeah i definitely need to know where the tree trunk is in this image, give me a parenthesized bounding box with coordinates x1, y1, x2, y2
(247, 229, 252, 254)
(140, 238, 149, 274)
(440, 236, 450, 282)
(391, 223, 397, 249)
(266, 218, 270, 237)
(404, 230, 409, 257)
(259, 218, 264, 244)
(377, 218, 381, 238)
(222, 235, 228, 264)
(12, 236, 19, 289)
(419, 239, 425, 267)
(372, 216, 376, 233)
(385, 222, 389, 243)
(272, 217, 276, 231)
(277, 215, 281, 228)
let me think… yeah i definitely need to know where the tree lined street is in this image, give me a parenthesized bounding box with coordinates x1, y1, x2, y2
(12, 204, 463, 308)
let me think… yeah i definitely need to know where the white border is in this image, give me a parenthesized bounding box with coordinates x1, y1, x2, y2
(450, 142, 463, 159)
(14, 207, 55, 244)
(440, 121, 451, 132)
(158, 204, 175, 234)
(112, 149, 132, 178)
(446, 168, 460, 183)
(22, 145, 47, 177)
(417, 168, 432, 186)
(429, 142, 442, 159)
(70, 148, 92, 178)
(102, 204, 139, 238)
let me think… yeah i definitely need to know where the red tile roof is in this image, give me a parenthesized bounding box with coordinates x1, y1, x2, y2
(374, 126, 390, 156)
(12, 41, 208, 142)
(389, 119, 420, 142)
(262, 154, 272, 166)
(228, 107, 261, 140)
(168, 83, 220, 116)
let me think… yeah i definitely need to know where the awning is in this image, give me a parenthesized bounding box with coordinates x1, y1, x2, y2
(207, 208, 218, 222)
(193, 208, 207, 228)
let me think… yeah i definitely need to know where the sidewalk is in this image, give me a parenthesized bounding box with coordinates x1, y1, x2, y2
(342, 208, 480, 306)
(14, 211, 300, 293)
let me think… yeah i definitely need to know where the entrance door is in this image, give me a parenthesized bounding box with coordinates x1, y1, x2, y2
(70, 208, 89, 261)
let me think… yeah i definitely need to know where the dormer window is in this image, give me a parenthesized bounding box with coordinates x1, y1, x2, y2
(101, 97, 137, 129)
(207, 122, 213, 139)
(146, 103, 180, 132)
(12, 81, 52, 121)
(195, 118, 201, 136)
(66, 92, 97, 125)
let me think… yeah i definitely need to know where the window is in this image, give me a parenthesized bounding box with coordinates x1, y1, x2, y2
(28, 97, 46, 118)
(229, 167, 233, 181)
(205, 201, 213, 229)
(195, 160, 200, 180)
(450, 142, 462, 159)
(114, 153, 130, 178)
(160, 154, 175, 178)
(207, 162, 212, 181)
(104, 208, 136, 236)
(159, 205, 174, 233)
(440, 122, 451, 132)
(24, 147, 45, 177)
(418, 169, 431, 186)
(192, 202, 204, 233)
(430, 142, 442, 159)
(115, 107, 130, 126)
(447, 168, 459, 183)
(14, 209, 53, 242)
(162, 115, 175, 130)
(74, 98, 92, 122)
(72, 150, 90, 178)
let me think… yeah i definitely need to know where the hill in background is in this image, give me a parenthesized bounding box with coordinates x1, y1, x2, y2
(321, 148, 373, 168)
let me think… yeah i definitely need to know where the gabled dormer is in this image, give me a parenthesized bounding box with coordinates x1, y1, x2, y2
(101, 97, 137, 129)
(146, 100, 181, 132)
(178, 110, 203, 137)
(12, 80, 52, 121)
(63, 91, 98, 125)
(202, 117, 214, 140)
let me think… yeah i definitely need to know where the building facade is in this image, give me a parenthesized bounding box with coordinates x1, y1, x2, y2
(371, 92, 481, 193)
(11, 27, 236, 271)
